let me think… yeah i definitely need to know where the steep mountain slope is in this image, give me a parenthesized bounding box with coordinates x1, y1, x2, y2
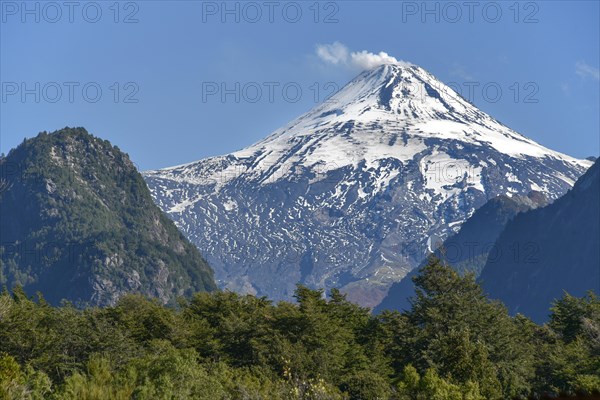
(480, 159, 600, 323)
(375, 191, 548, 313)
(0, 128, 216, 306)
(144, 63, 591, 307)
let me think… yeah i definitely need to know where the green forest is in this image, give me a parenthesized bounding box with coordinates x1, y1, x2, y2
(0, 129, 216, 307)
(0, 258, 599, 400)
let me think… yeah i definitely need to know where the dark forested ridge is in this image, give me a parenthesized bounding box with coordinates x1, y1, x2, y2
(480, 159, 600, 323)
(0, 259, 599, 399)
(0, 128, 216, 306)
(375, 192, 548, 314)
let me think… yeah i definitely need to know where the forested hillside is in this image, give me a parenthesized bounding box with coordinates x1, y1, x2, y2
(480, 159, 600, 323)
(1, 259, 598, 399)
(376, 192, 547, 314)
(0, 128, 216, 306)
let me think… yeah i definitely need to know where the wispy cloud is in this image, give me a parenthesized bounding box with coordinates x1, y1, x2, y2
(315, 42, 349, 65)
(575, 61, 600, 81)
(315, 42, 409, 70)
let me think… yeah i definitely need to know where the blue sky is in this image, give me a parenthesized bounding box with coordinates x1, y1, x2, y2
(1, 1, 599, 170)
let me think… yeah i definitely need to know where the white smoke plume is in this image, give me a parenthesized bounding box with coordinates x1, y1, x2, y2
(316, 42, 409, 70)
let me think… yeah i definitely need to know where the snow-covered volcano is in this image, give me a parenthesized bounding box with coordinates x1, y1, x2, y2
(144, 63, 591, 307)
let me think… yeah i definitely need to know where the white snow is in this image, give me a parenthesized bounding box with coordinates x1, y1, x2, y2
(145, 62, 591, 213)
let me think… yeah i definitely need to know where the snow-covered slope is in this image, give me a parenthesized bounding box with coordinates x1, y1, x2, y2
(144, 63, 591, 307)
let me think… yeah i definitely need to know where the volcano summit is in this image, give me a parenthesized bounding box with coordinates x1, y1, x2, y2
(144, 63, 591, 307)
